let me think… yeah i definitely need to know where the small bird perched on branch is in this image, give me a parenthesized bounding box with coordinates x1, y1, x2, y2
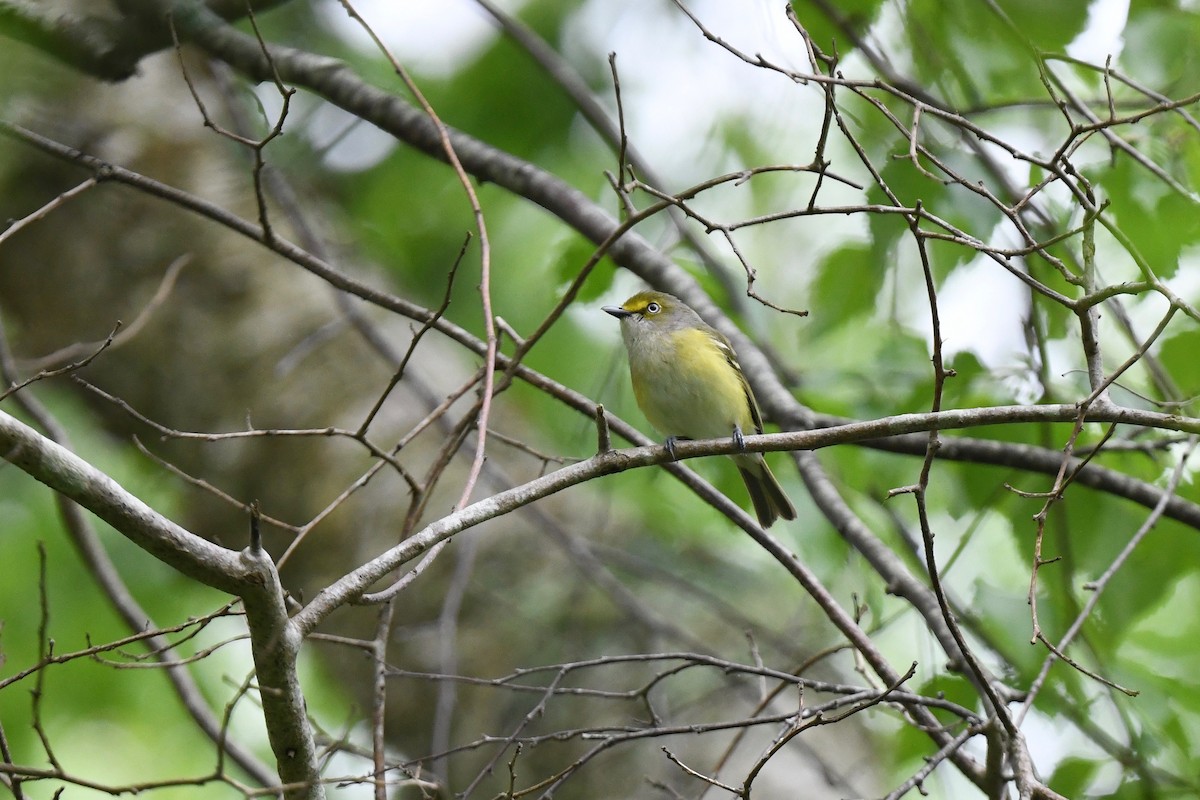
(603, 291, 796, 528)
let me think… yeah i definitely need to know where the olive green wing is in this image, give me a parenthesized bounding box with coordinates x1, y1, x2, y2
(704, 326, 764, 435)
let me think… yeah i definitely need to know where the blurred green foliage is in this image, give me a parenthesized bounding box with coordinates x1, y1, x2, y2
(2, 0, 1200, 798)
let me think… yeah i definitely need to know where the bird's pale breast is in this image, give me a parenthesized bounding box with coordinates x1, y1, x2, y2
(628, 327, 752, 440)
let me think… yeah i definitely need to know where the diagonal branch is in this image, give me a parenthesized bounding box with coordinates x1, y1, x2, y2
(0, 409, 320, 798)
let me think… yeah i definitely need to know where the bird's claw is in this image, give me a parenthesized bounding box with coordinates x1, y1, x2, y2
(664, 436, 679, 461)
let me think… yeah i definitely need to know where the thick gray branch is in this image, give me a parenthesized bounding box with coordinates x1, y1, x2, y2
(0, 0, 291, 80)
(0, 408, 320, 797)
(0, 408, 249, 592)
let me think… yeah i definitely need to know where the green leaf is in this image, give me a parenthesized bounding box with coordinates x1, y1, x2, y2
(809, 243, 877, 336)
(789, 0, 886, 58)
(1158, 327, 1200, 396)
(1124, 5, 1200, 90)
(906, 0, 1089, 105)
(556, 233, 617, 302)
(995, 0, 1091, 53)
(1046, 756, 1099, 798)
(1092, 152, 1200, 281)
(916, 672, 977, 723)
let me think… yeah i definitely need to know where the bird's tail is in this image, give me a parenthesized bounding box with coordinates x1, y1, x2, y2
(736, 456, 796, 529)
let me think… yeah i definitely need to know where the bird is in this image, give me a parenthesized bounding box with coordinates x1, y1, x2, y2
(603, 290, 796, 528)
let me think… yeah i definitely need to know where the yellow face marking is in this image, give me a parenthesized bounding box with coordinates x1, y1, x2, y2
(620, 291, 669, 317)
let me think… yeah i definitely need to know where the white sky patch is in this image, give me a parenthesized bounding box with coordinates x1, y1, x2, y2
(563, 0, 827, 181)
(902, 255, 1031, 368)
(1165, 245, 1200, 304)
(317, 0, 520, 77)
(307, 103, 398, 172)
(1066, 0, 1130, 62)
(254, 89, 397, 172)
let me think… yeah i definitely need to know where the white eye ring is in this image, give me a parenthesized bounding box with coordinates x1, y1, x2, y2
(646, 302, 661, 314)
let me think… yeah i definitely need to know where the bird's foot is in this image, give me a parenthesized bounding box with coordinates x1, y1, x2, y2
(664, 436, 680, 461)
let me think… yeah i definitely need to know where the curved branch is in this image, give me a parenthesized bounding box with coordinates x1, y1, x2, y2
(0, 408, 249, 593)
(0, 406, 323, 798)
(0, 329, 276, 785)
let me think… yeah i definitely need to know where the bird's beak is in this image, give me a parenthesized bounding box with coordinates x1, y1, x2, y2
(603, 305, 634, 319)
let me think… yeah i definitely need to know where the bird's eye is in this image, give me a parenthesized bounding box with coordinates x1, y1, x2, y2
(646, 302, 661, 314)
